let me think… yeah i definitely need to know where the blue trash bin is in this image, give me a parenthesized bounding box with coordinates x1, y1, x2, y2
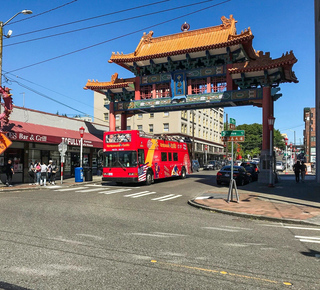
(75, 167, 83, 182)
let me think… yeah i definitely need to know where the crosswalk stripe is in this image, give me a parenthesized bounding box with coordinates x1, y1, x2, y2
(124, 191, 150, 197)
(76, 188, 106, 193)
(55, 187, 87, 192)
(159, 195, 182, 201)
(151, 194, 174, 200)
(130, 192, 156, 198)
(99, 188, 132, 194)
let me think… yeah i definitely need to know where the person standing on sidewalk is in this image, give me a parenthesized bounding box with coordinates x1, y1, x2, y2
(300, 161, 307, 183)
(35, 162, 41, 185)
(5, 160, 14, 187)
(293, 160, 301, 183)
(28, 161, 35, 184)
(40, 162, 48, 186)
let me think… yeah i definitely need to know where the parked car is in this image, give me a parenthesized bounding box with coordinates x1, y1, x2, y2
(216, 165, 251, 186)
(252, 157, 260, 164)
(203, 160, 217, 170)
(276, 161, 285, 172)
(240, 162, 259, 181)
(192, 160, 200, 172)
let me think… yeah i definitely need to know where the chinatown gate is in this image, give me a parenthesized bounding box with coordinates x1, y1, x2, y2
(85, 15, 298, 184)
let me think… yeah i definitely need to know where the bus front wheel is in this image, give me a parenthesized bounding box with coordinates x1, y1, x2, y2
(145, 170, 154, 185)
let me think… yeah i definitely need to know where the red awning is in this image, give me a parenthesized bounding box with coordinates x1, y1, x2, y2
(2, 121, 103, 148)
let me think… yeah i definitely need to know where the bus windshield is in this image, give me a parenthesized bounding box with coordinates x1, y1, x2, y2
(104, 151, 138, 168)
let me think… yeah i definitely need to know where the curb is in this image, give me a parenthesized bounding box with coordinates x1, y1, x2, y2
(188, 199, 320, 226)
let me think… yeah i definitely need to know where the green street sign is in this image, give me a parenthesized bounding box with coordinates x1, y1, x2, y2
(230, 118, 236, 125)
(221, 130, 245, 137)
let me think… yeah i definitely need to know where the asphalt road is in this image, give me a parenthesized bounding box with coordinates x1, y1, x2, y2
(0, 170, 319, 289)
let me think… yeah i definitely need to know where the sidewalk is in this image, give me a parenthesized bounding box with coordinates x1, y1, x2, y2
(0, 175, 102, 191)
(189, 173, 320, 226)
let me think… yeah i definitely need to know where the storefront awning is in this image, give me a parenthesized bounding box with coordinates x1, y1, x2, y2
(2, 121, 103, 148)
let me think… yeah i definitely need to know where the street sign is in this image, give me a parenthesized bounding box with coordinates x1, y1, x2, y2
(221, 136, 245, 142)
(0, 133, 12, 155)
(58, 141, 68, 154)
(204, 145, 208, 151)
(229, 118, 236, 130)
(221, 130, 245, 137)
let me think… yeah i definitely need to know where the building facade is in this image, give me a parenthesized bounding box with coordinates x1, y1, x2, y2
(303, 107, 316, 163)
(1, 106, 106, 183)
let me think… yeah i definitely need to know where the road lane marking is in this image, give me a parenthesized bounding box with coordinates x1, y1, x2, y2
(75, 188, 106, 193)
(152, 194, 174, 200)
(298, 239, 320, 244)
(295, 236, 320, 244)
(260, 224, 320, 231)
(99, 188, 131, 194)
(150, 260, 292, 286)
(202, 227, 239, 232)
(55, 187, 87, 191)
(130, 192, 156, 198)
(159, 195, 182, 201)
(124, 191, 150, 197)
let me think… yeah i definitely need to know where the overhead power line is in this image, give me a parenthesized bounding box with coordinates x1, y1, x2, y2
(6, 0, 221, 47)
(10, 0, 171, 38)
(10, 0, 79, 25)
(8, 0, 231, 73)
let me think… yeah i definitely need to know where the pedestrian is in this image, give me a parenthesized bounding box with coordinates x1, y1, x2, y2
(5, 159, 14, 187)
(40, 161, 48, 186)
(293, 160, 301, 183)
(35, 162, 41, 185)
(28, 161, 35, 184)
(300, 161, 307, 183)
(48, 160, 57, 185)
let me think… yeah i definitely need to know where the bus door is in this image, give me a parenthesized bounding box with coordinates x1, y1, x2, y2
(138, 149, 145, 165)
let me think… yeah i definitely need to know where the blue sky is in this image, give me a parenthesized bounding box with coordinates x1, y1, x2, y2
(1, 0, 314, 144)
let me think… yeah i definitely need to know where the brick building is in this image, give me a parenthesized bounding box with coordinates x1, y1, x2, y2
(303, 107, 316, 163)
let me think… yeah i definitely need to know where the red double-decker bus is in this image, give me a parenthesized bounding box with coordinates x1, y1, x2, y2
(102, 130, 191, 185)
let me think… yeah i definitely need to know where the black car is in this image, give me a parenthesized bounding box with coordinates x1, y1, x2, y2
(240, 162, 259, 181)
(216, 165, 250, 186)
(203, 160, 217, 170)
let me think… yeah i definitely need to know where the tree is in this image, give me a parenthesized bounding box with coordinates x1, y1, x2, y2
(232, 123, 285, 158)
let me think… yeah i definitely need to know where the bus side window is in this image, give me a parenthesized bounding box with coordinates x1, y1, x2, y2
(168, 152, 172, 162)
(161, 152, 167, 161)
(173, 153, 178, 161)
(138, 149, 145, 165)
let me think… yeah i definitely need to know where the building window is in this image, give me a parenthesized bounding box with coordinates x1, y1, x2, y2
(115, 115, 120, 120)
(127, 126, 131, 130)
(311, 147, 316, 154)
(191, 78, 207, 94)
(156, 83, 171, 98)
(163, 123, 169, 132)
(138, 114, 143, 119)
(104, 113, 109, 121)
(137, 125, 143, 131)
(149, 124, 153, 133)
(149, 113, 154, 118)
(311, 136, 316, 142)
(140, 85, 152, 99)
(163, 112, 169, 117)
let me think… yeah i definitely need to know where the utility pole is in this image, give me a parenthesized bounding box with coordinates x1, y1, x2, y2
(225, 113, 228, 160)
(192, 110, 195, 160)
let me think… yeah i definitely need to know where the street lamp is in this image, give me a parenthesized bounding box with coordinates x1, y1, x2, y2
(268, 116, 275, 187)
(0, 10, 33, 87)
(79, 126, 85, 168)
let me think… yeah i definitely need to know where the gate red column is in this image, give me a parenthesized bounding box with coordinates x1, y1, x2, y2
(109, 101, 116, 131)
(121, 113, 127, 130)
(262, 86, 273, 151)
